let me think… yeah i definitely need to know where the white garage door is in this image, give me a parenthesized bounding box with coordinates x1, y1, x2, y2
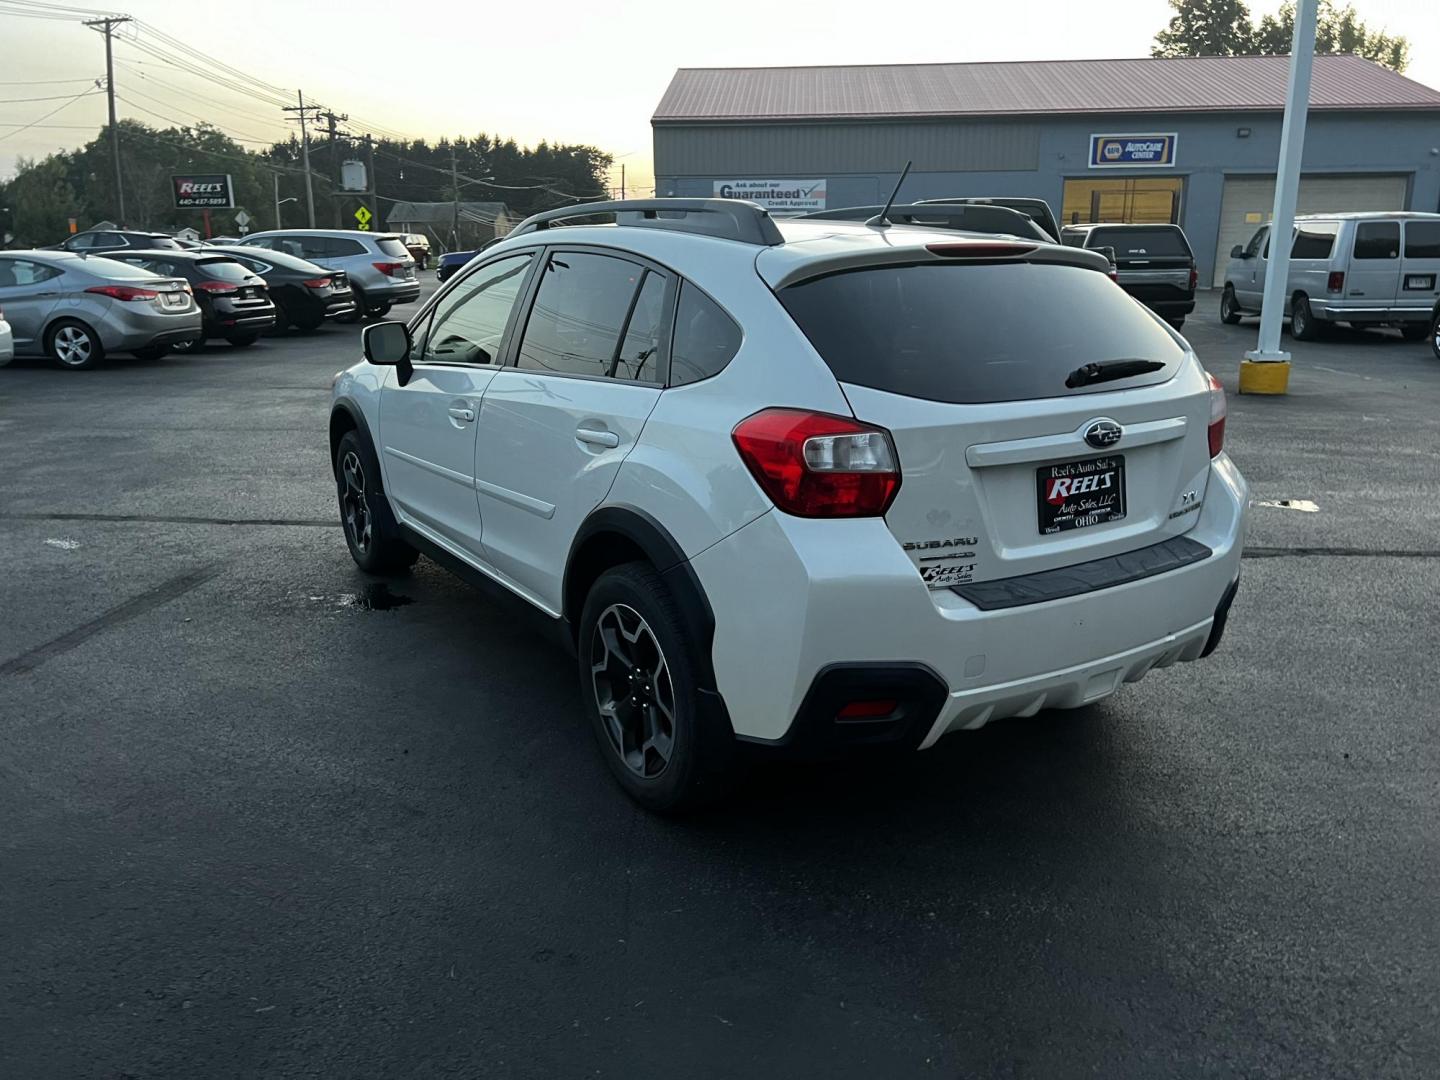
(1212, 174, 1409, 285)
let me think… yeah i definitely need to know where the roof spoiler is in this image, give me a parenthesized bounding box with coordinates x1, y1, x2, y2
(509, 198, 785, 247)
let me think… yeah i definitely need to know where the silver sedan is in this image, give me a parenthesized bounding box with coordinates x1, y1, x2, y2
(0, 250, 202, 370)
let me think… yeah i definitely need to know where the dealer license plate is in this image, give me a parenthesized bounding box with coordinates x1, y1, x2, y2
(1037, 455, 1126, 534)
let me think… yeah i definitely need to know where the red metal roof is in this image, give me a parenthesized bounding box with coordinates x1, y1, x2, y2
(653, 55, 1440, 122)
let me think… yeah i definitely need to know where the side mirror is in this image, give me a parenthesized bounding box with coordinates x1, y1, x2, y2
(362, 320, 411, 365)
(1230, 245, 1247, 259)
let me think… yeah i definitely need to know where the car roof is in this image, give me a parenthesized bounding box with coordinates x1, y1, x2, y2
(0, 248, 89, 264)
(99, 248, 231, 261)
(1291, 211, 1440, 221)
(1064, 222, 1184, 231)
(242, 228, 401, 239)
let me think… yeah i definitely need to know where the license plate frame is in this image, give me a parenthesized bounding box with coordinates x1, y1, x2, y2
(1037, 455, 1127, 535)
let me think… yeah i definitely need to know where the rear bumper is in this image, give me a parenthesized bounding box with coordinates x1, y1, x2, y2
(691, 454, 1248, 745)
(1309, 299, 1432, 323)
(101, 306, 203, 350)
(363, 279, 422, 305)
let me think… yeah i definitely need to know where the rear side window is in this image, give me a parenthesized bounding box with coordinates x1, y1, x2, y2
(1291, 222, 1338, 260)
(0, 258, 62, 285)
(1086, 227, 1190, 258)
(375, 238, 410, 259)
(198, 258, 254, 283)
(516, 252, 645, 379)
(1404, 221, 1440, 259)
(1353, 221, 1399, 260)
(778, 262, 1185, 405)
(670, 284, 741, 386)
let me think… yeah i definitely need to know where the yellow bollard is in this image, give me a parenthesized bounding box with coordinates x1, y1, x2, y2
(1238, 359, 1291, 395)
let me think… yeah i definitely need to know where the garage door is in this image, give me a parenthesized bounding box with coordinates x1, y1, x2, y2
(1212, 174, 1409, 285)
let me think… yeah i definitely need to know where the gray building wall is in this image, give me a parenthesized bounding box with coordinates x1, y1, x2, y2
(654, 110, 1440, 285)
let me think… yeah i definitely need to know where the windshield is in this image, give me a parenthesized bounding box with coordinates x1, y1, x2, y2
(778, 261, 1184, 404)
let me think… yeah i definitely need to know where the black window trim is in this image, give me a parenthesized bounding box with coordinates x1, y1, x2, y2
(408, 249, 541, 370)
(507, 243, 675, 389)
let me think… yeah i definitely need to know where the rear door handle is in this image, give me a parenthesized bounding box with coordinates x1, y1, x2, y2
(576, 427, 619, 448)
(448, 406, 475, 422)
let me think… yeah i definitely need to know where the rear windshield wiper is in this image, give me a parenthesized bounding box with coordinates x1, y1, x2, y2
(1065, 358, 1166, 389)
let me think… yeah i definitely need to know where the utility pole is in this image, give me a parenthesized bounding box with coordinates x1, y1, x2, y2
(273, 171, 281, 228)
(282, 91, 318, 227)
(84, 15, 131, 226)
(1241, 0, 1318, 395)
(364, 134, 377, 235)
(620, 163, 625, 201)
(450, 143, 460, 251)
(321, 110, 348, 227)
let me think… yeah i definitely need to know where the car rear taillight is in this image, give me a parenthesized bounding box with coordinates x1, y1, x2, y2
(1327, 271, 1345, 293)
(303, 276, 332, 288)
(85, 285, 159, 301)
(1108, 266, 1119, 282)
(1206, 371, 1227, 458)
(1189, 267, 1199, 291)
(194, 280, 239, 295)
(373, 261, 405, 277)
(731, 408, 901, 518)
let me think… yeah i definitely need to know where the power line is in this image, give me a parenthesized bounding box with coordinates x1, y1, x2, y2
(114, 91, 277, 144)
(0, 90, 104, 102)
(0, 87, 100, 142)
(115, 62, 289, 130)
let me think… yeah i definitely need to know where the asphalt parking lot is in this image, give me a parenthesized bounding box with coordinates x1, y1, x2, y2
(2, 286, 1437, 1079)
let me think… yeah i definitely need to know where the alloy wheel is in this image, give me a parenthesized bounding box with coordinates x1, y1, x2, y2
(54, 325, 93, 366)
(590, 603, 676, 778)
(339, 450, 372, 553)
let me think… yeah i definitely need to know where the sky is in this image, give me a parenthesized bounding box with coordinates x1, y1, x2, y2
(2, 0, 1438, 191)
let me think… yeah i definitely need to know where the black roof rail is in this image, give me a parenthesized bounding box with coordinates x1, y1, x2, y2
(508, 198, 785, 246)
(795, 202, 1051, 242)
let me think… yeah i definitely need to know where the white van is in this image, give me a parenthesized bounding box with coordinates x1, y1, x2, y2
(1219, 212, 1440, 341)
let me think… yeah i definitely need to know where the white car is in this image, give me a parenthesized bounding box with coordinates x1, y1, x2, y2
(0, 305, 13, 366)
(329, 199, 1247, 811)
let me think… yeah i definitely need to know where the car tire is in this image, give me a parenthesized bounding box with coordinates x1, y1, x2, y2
(578, 561, 730, 814)
(131, 344, 170, 361)
(171, 337, 202, 353)
(1431, 312, 1440, 360)
(337, 290, 364, 324)
(334, 430, 419, 575)
(1220, 286, 1242, 324)
(1167, 317, 1186, 330)
(226, 333, 259, 347)
(1398, 323, 1427, 343)
(367, 302, 393, 320)
(1289, 293, 1320, 341)
(293, 312, 325, 332)
(45, 318, 104, 370)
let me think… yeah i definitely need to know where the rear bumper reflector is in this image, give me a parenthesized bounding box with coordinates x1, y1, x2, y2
(952, 535, 1212, 611)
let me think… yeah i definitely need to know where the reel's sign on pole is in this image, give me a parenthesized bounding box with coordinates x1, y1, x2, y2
(172, 174, 236, 209)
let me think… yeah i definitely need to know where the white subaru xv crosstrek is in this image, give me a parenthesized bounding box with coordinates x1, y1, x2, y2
(329, 199, 1246, 812)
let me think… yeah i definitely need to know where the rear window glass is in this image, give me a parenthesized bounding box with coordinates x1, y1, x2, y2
(778, 262, 1185, 405)
(1353, 221, 1399, 259)
(1291, 222, 1338, 259)
(198, 258, 254, 283)
(1404, 221, 1440, 259)
(148, 236, 181, 250)
(1085, 228, 1190, 258)
(93, 259, 165, 281)
(376, 238, 410, 259)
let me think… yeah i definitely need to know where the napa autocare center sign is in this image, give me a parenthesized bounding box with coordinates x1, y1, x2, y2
(172, 173, 235, 209)
(1089, 134, 1177, 168)
(714, 179, 826, 215)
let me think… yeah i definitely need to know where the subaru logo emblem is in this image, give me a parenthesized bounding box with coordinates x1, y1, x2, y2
(1084, 420, 1123, 449)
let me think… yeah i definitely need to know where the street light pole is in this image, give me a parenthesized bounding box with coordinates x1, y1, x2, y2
(1241, 0, 1319, 395)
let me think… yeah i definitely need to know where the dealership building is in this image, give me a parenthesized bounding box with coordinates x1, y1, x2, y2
(651, 54, 1440, 285)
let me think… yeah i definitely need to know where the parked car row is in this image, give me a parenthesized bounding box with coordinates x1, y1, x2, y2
(0, 228, 397, 369)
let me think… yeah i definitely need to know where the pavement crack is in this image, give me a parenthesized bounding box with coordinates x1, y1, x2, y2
(1, 565, 225, 676)
(2, 512, 337, 528)
(1242, 546, 1440, 559)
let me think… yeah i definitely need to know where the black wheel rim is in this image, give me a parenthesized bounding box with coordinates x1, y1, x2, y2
(590, 603, 675, 779)
(339, 450, 372, 553)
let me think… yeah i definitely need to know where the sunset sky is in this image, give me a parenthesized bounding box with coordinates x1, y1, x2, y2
(3, 0, 1438, 191)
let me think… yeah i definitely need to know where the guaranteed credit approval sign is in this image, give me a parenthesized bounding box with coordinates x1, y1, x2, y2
(1088, 134, 1177, 168)
(172, 173, 235, 209)
(713, 179, 826, 215)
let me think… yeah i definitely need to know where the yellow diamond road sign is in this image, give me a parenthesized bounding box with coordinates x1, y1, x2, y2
(355, 206, 372, 226)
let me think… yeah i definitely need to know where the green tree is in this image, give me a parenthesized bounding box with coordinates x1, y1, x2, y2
(1152, 0, 1257, 57)
(1253, 1, 1409, 71)
(5, 154, 81, 246)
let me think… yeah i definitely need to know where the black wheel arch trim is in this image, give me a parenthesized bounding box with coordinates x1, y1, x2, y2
(565, 505, 734, 738)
